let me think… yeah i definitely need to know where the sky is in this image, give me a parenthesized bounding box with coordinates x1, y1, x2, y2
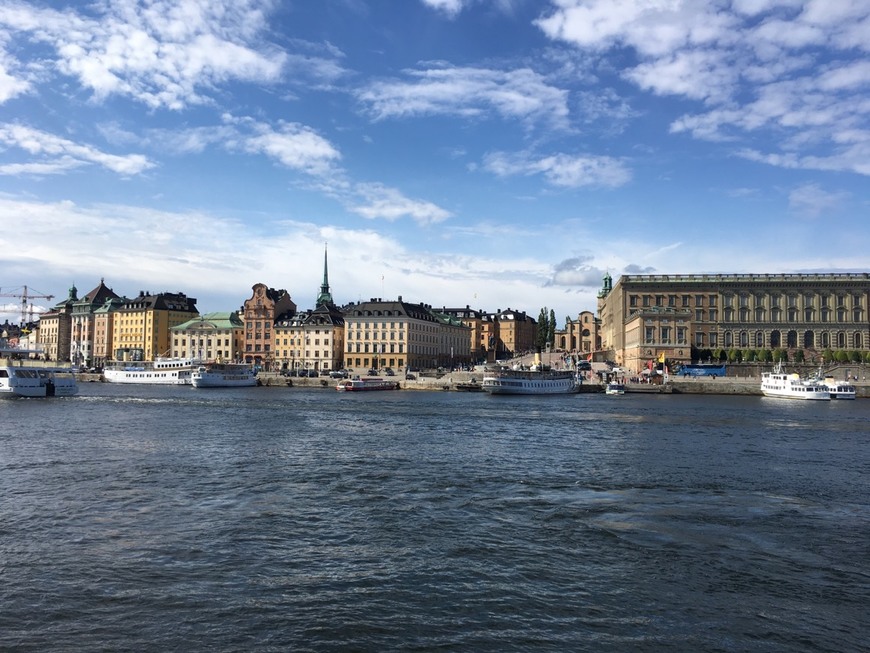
(1, 0, 868, 326)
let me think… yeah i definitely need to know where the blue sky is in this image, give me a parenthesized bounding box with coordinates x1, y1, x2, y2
(1, 0, 868, 325)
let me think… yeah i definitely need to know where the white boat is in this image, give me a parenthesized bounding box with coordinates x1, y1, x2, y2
(822, 376, 856, 400)
(336, 377, 399, 391)
(605, 382, 625, 395)
(103, 356, 199, 385)
(191, 363, 258, 388)
(760, 362, 829, 400)
(1, 348, 77, 398)
(481, 360, 579, 395)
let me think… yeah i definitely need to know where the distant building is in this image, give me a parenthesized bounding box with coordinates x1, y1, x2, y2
(92, 296, 126, 368)
(273, 247, 345, 373)
(171, 312, 246, 362)
(597, 273, 870, 374)
(491, 308, 536, 359)
(344, 296, 471, 371)
(439, 305, 489, 362)
(37, 284, 79, 362)
(112, 290, 199, 361)
(558, 310, 600, 356)
(70, 279, 121, 367)
(241, 283, 297, 370)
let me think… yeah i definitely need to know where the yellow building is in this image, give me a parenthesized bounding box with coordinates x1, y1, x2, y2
(36, 284, 78, 362)
(111, 290, 199, 361)
(343, 297, 470, 372)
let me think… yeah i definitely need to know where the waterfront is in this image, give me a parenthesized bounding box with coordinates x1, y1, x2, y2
(2, 385, 868, 652)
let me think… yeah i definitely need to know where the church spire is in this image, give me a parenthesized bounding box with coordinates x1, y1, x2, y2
(316, 244, 333, 306)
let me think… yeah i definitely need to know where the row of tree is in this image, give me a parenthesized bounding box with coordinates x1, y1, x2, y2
(693, 347, 870, 365)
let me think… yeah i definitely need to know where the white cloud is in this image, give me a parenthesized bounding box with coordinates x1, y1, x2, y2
(421, 0, 466, 18)
(484, 150, 631, 188)
(357, 65, 570, 128)
(536, 0, 870, 175)
(350, 183, 452, 225)
(238, 121, 342, 176)
(788, 183, 849, 218)
(0, 123, 154, 176)
(0, 0, 287, 110)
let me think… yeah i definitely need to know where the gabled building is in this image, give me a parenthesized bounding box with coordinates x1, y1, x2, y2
(92, 296, 126, 368)
(70, 279, 122, 368)
(490, 308, 536, 359)
(241, 284, 296, 370)
(112, 290, 198, 361)
(171, 312, 245, 362)
(559, 310, 600, 356)
(273, 246, 345, 373)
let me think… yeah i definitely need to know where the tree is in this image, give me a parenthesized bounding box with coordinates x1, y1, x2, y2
(793, 349, 805, 363)
(822, 349, 834, 363)
(535, 307, 548, 351)
(835, 350, 849, 363)
(548, 309, 557, 348)
(850, 350, 862, 363)
(744, 349, 757, 363)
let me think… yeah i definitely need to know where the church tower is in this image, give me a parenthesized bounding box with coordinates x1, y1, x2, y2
(316, 244, 333, 306)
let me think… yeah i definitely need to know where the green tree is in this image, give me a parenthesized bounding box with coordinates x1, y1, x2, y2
(548, 309, 556, 348)
(745, 349, 757, 363)
(793, 349, 805, 363)
(850, 350, 862, 363)
(822, 349, 834, 363)
(536, 308, 548, 351)
(759, 349, 773, 363)
(835, 350, 849, 363)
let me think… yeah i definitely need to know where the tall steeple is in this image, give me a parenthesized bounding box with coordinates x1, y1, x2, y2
(316, 244, 333, 306)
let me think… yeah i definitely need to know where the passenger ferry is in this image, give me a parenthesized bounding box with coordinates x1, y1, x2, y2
(103, 356, 200, 385)
(822, 376, 856, 400)
(481, 357, 579, 396)
(336, 377, 399, 391)
(1, 346, 78, 398)
(191, 363, 258, 388)
(605, 382, 626, 395)
(760, 362, 829, 400)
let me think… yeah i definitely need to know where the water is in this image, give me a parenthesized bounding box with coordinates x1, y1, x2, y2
(1, 385, 868, 652)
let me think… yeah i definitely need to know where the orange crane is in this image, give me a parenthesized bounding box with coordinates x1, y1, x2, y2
(0, 286, 55, 326)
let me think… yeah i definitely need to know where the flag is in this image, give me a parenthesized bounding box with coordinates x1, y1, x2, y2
(658, 352, 666, 363)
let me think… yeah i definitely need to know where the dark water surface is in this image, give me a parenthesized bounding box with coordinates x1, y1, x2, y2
(2, 385, 868, 652)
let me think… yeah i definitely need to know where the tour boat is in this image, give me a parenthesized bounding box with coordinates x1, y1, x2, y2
(1, 347, 77, 398)
(336, 377, 399, 391)
(103, 356, 200, 385)
(481, 359, 579, 396)
(605, 382, 626, 395)
(191, 363, 258, 388)
(822, 376, 856, 400)
(760, 363, 829, 400)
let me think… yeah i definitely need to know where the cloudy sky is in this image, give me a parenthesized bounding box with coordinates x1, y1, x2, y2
(1, 0, 868, 325)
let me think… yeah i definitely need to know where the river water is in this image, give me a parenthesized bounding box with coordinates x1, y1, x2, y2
(1, 384, 868, 652)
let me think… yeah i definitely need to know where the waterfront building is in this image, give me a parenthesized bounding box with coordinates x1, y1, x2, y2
(92, 296, 126, 368)
(171, 312, 246, 362)
(344, 297, 471, 371)
(597, 273, 870, 374)
(273, 249, 345, 373)
(430, 309, 473, 368)
(36, 284, 79, 362)
(69, 279, 121, 368)
(241, 284, 297, 370)
(438, 306, 489, 362)
(111, 291, 199, 361)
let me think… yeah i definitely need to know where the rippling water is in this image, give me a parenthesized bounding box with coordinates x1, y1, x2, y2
(2, 385, 868, 652)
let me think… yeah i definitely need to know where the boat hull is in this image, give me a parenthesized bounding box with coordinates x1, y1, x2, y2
(481, 370, 578, 395)
(191, 364, 258, 388)
(336, 378, 399, 391)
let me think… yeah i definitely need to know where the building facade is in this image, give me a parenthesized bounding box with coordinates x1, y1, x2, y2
(558, 310, 600, 355)
(37, 285, 78, 362)
(112, 291, 199, 361)
(171, 312, 245, 362)
(343, 297, 471, 372)
(70, 279, 121, 368)
(491, 308, 536, 359)
(597, 273, 870, 373)
(241, 284, 297, 370)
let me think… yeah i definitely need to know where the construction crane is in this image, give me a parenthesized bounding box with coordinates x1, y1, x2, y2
(0, 286, 55, 326)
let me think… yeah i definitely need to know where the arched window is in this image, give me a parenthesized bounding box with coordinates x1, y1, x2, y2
(739, 331, 749, 347)
(821, 332, 830, 347)
(787, 330, 798, 348)
(837, 332, 846, 348)
(724, 331, 733, 347)
(770, 330, 781, 347)
(855, 332, 863, 349)
(803, 331, 815, 349)
(755, 331, 764, 348)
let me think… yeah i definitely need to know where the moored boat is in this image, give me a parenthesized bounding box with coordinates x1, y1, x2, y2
(191, 362, 258, 388)
(481, 357, 579, 396)
(336, 377, 399, 391)
(760, 362, 829, 400)
(1, 347, 77, 398)
(103, 356, 199, 385)
(605, 382, 625, 395)
(822, 376, 856, 400)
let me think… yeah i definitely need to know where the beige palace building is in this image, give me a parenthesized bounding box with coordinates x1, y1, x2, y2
(597, 273, 870, 374)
